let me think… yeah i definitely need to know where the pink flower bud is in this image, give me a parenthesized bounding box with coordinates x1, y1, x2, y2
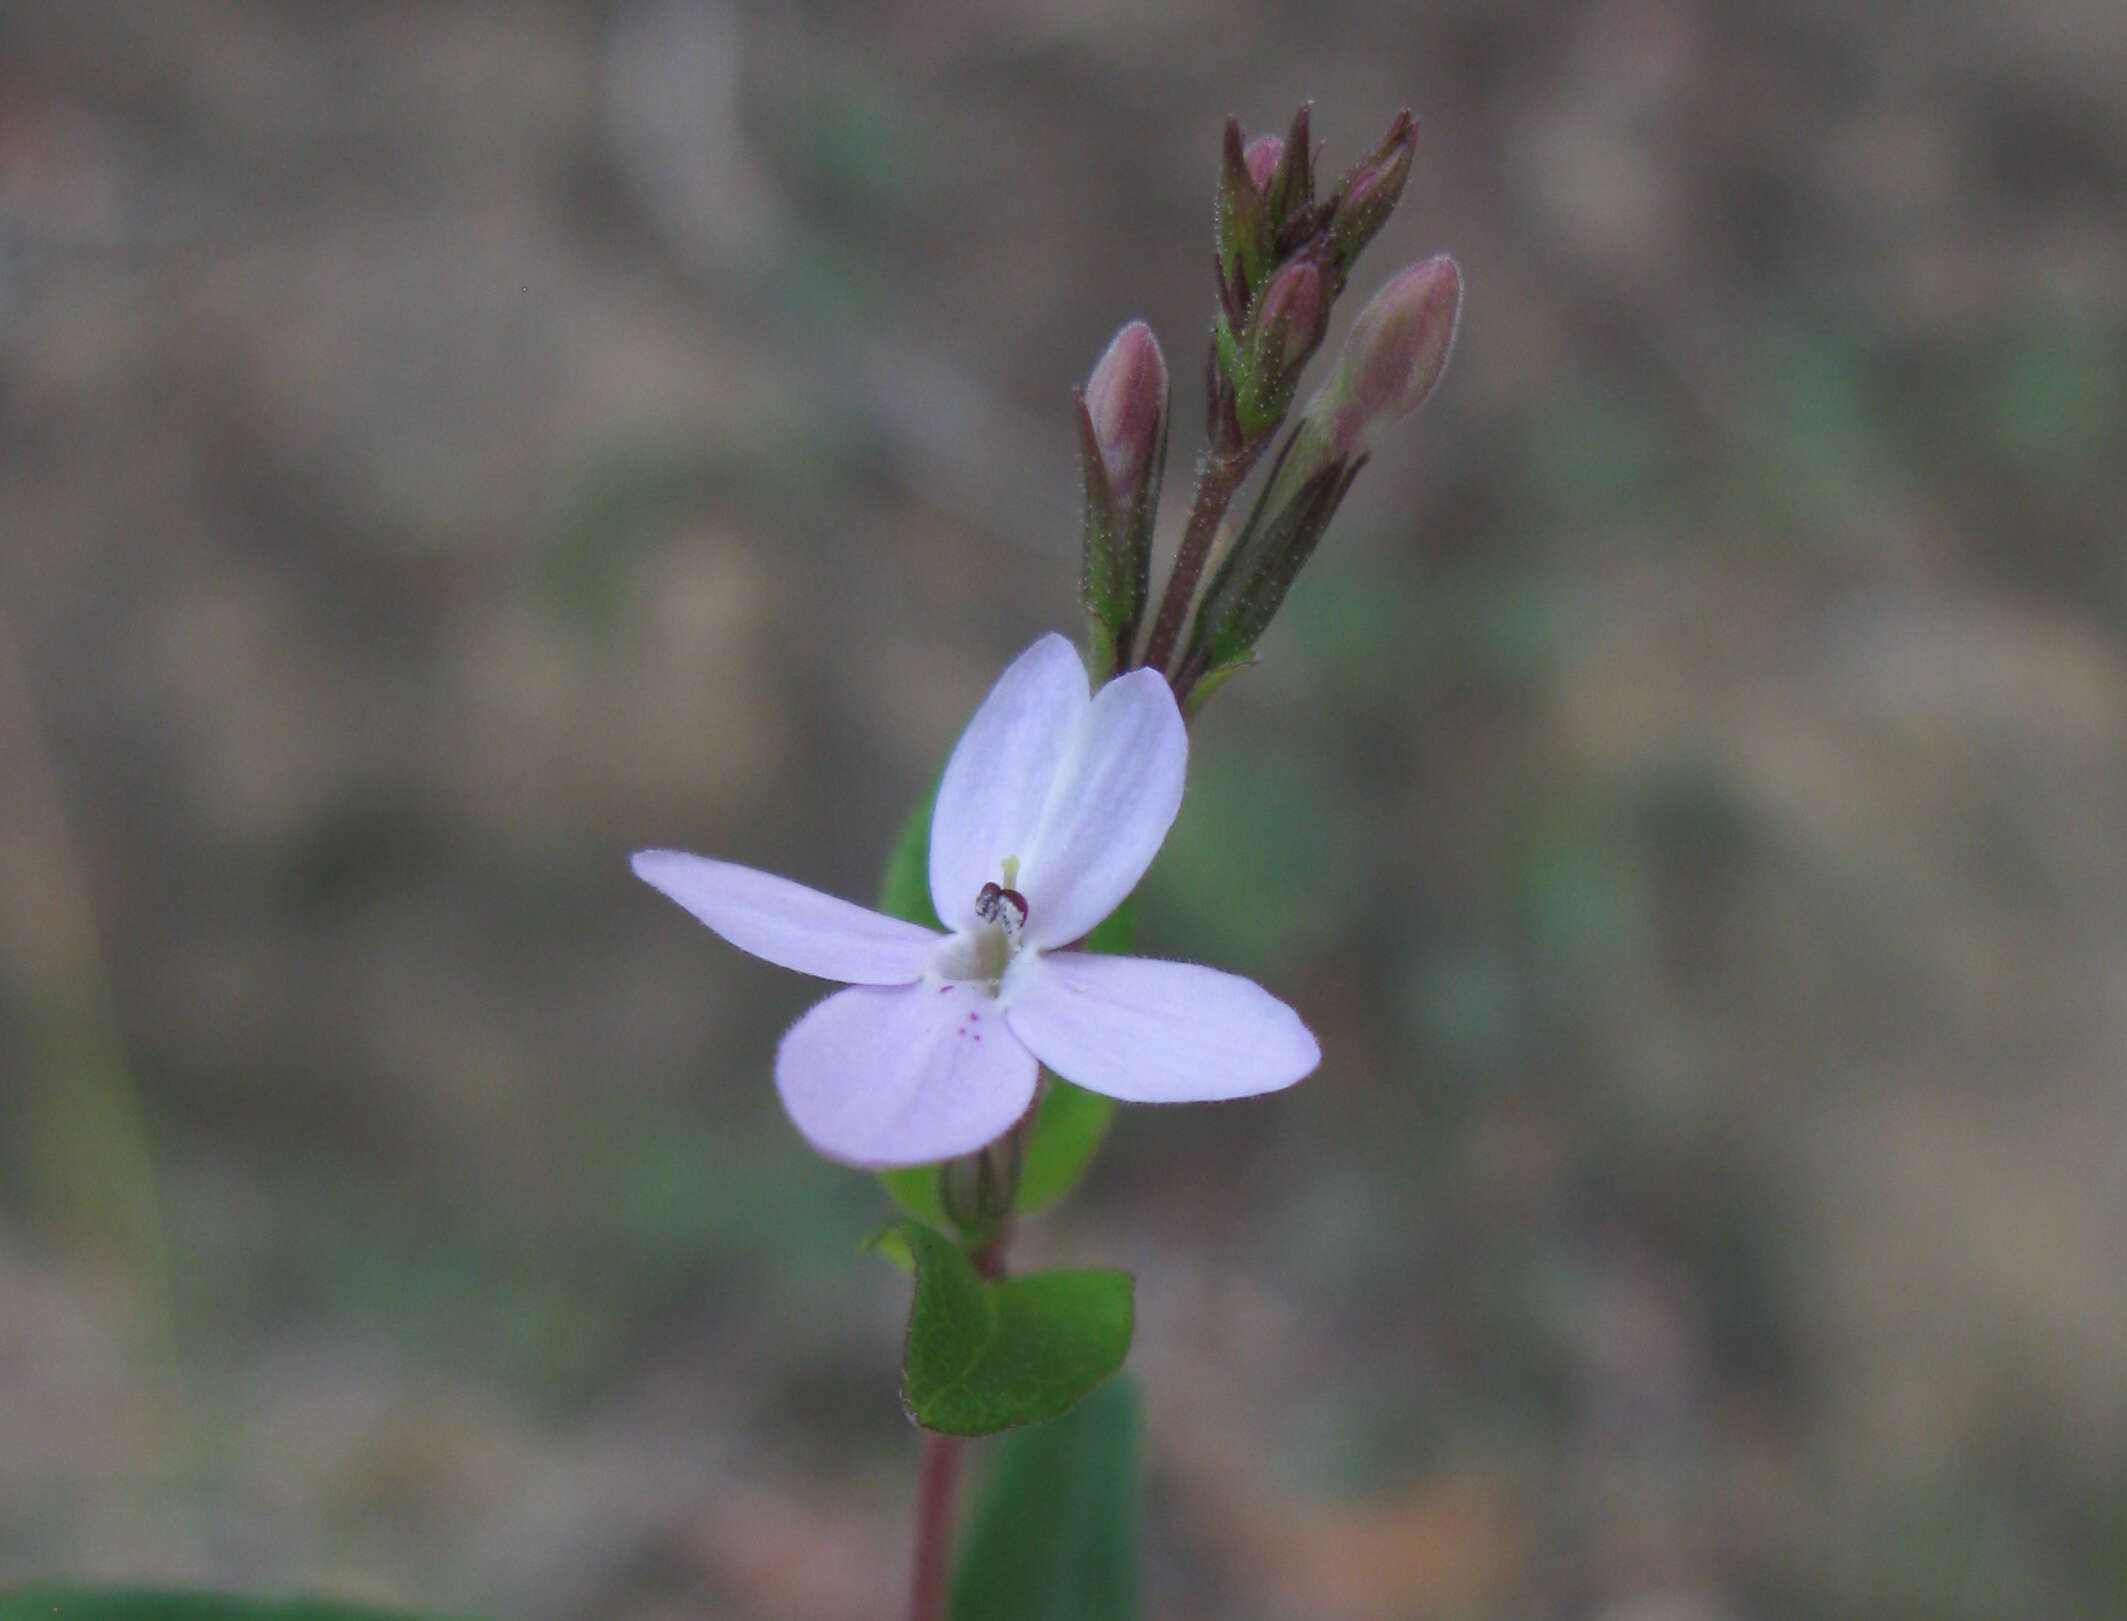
(1232, 257, 1332, 436)
(1253, 257, 1329, 374)
(1084, 320, 1169, 500)
(1319, 255, 1462, 453)
(1242, 134, 1284, 192)
(1326, 111, 1417, 271)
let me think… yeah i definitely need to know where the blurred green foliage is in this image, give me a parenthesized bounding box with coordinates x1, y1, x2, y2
(1143, 739, 1371, 976)
(951, 1378, 1140, 1621)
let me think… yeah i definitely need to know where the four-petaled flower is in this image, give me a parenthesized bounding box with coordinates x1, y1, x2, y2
(633, 634, 1319, 1168)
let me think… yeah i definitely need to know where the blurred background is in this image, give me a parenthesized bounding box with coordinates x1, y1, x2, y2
(3, 2, 2125, 1617)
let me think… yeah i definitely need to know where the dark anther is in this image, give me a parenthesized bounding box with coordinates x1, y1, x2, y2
(974, 882, 1029, 934)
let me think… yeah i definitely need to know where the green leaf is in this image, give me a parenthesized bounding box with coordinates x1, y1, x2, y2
(874, 779, 1132, 1227)
(864, 1223, 917, 1271)
(1014, 1080, 1115, 1215)
(879, 1161, 955, 1230)
(895, 1222, 1132, 1436)
(877, 772, 945, 931)
(950, 1378, 1142, 1621)
(0, 1591, 455, 1621)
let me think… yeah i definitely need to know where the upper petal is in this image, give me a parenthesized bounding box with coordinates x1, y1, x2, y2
(928, 634, 1091, 932)
(633, 850, 939, 985)
(1016, 667, 1186, 949)
(777, 981, 1041, 1168)
(1002, 950, 1318, 1103)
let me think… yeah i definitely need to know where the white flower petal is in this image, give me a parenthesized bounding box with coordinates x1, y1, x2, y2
(928, 635, 1091, 932)
(1003, 951, 1318, 1102)
(777, 981, 1041, 1168)
(1017, 668, 1186, 949)
(633, 850, 939, 985)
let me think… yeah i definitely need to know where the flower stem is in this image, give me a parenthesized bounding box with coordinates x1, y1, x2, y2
(906, 1429, 965, 1621)
(904, 1225, 1010, 1621)
(1138, 445, 1262, 676)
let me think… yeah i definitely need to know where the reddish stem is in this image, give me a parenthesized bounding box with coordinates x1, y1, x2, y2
(904, 1220, 1011, 1621)
(906, 1430, 965, 1621)
(1138, 446, 1261, 676)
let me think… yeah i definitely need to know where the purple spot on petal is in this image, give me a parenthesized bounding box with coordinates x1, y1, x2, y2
(969, 1011, 980, 1022)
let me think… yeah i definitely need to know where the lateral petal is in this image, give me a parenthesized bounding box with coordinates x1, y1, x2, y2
(633, 850, 939, 985)
(1004, 950, 1318, 1102)
(777, 981, 1041, 1168)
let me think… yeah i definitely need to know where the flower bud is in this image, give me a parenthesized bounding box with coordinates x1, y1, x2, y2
(1181, 257, 1464, 705)
(1215, 110, 1316, 323)
(1313, 255, 1462, 455)
(1325, 111, 1416, 274)
(1077, 321, 1170, 674)
(1254, 258, 1327, 371)
(1238, 256, 1330, 433)
(1084, 320, 1168, 501)
(1242, 133, 1284, 191)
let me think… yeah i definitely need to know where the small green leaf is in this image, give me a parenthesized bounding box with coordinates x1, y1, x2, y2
(950, 1378, 1142, 1621)
(895, 1222, 1132, 1436)
(0, 1591, 455, 1621)
(1212, 309, 1245, 386)
(864, 1223, 916, 1271)
(900, 1222, 997, 1398)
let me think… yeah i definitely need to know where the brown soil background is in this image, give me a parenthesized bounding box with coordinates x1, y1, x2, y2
(3, 3, 2125, 1617)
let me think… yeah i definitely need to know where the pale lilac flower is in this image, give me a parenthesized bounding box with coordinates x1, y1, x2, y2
(633, 634, 1319, 1169)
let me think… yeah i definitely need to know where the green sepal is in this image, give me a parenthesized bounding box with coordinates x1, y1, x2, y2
(892, 1221, 1133, 1436)
(1259, 102, 1316, 249)
(1214, 118, 1269, 300)
(1323, 109, 1416, 276)
(877, 772, 945, 931)
(1179, 656, 1256, 719)
(1185, 419, 1363, 676)
(1075, 393, 1131, 655)
(1211, 310, 1245, 389)
(1015, 1078, 1115, 1215)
